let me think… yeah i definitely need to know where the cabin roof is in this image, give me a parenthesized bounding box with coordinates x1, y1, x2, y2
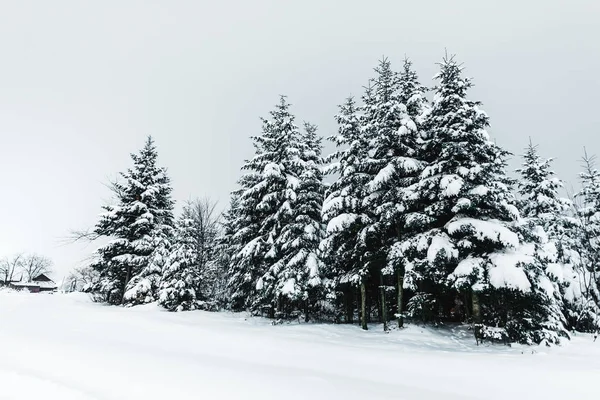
(32, 274, 54, 283)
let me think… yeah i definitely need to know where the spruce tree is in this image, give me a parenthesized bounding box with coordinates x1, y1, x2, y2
(516, 140, 573, 235)
(390, 55, 565, 343)
(516, 141, 585, 333)
(362, 58, 425, 328)
(267, 122, 325, 320)
(158, 210, 199, 311)
(226, 96, 305, 316)
(322, 96, 372, 329)
(91, 136, 175, 305)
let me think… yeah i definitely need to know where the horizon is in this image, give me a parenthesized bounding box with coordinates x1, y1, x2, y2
(0, 0, 597, 280)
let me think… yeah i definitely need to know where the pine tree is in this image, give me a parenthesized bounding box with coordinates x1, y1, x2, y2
(322, 96, 372, 328)
(398, 58, 429, 123)
(268, 122, 325, 320)
(516, 140, 586, 333)
(516, 139, 573, 234)
(226, 96, 305, 316)
(158, 210, 199, 311)
(91, 136, 175, 305)
(362, 58, 425, 328)
(389, 55, 565, 343)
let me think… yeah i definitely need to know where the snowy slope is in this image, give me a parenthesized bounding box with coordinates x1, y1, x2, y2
(0, 292, 598, 400)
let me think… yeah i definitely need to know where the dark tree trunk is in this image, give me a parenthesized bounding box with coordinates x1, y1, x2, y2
(464, 292, 471, 322)
(345, 287, 354, 324)
(304, 299, 309, 323)
(380, 273, 388, 332)
(360, 281, 368, 330)
(472, 291, 481, 323)
(121, 266, 132, 304)
(397, 271, 404, 328)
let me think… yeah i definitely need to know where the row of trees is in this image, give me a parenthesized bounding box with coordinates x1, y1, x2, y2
(77, 55, 600, 345)
(0, 254, 53, 284)
(220, 56, 600, 344)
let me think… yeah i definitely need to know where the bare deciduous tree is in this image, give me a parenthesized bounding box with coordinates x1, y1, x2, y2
(0, 254, 24, 284)
(63, 266, 98, 292)
(183, 197, 224, 302)
(21, 254, 53, 282)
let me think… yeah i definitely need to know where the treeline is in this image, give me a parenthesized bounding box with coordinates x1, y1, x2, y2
(79, 55, 600, 345)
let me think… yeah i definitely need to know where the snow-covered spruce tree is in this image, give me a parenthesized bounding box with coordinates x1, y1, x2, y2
(392, 55, 565, 343)
(158, 209, 200, 312)
(322, 95, 373, 329)
(516, 139, 574, 237)
(362, 58, 426, 328)
(90, 136, 175, 305)
(398, 58, 430, 124)
(266, 122, 325, 320)
(226, 96, 308, 317)
(516, 141, 588, 332)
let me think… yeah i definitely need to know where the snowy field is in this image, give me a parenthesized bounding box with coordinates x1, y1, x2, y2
(0, 292, 598, 400)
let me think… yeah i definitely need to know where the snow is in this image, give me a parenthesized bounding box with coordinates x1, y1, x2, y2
(427, 235, 458, 263)
(449, 257, 484, 287)
(0, 292, 598, 399)
(488, 245, 535, 292)
(369, 163, 396, 190)
(440, 174, 463, 197)
(446, 217, 520, 248)
(326, 213, 358, 233)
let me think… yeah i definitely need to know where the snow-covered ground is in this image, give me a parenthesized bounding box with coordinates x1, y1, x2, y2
(0, 291, 597, 400)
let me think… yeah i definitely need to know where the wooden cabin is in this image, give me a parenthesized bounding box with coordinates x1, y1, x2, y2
(9, 274, 57, 293)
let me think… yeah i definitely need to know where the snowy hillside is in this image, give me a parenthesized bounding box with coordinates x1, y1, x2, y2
(0, 292, 597, 400)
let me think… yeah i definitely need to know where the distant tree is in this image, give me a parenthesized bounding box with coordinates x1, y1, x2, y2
(21, 254, 53, 282)
(573, 149, 600, 330)
(184, 197, 222, 302)
(0, 254, 24, 284)
(63, 266, 99, 292)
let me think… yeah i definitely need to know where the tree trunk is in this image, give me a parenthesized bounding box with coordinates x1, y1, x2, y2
(345, 287, 354, 324)
(304, 299, 309, 323)
(380, 274, 388, 332)
(397, 272, 404, 328)
(360, 281, 368, 330)
(121, 265, 132, 304)
(463, 292, 470, 322)
(472, 291, 481, 323)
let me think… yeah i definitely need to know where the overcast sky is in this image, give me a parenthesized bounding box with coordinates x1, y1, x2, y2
(0, 0, 598, 280)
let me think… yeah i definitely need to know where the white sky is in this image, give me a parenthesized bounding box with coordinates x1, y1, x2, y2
(0, 0, 598, 280)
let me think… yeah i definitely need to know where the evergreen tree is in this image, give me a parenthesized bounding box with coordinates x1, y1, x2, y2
(90, 136, 175, 305)
(516, 141, 586, 333)
(516, 139, 573, 235)
(267, 122, 325, 319)
(226, 96, 306, 316)
(158, 210, 199, 311)
(362, 58, 426, 327)
(322, 95, 372, 328)
(398, 58, 429, 123)
(390, 55, 564, 343)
